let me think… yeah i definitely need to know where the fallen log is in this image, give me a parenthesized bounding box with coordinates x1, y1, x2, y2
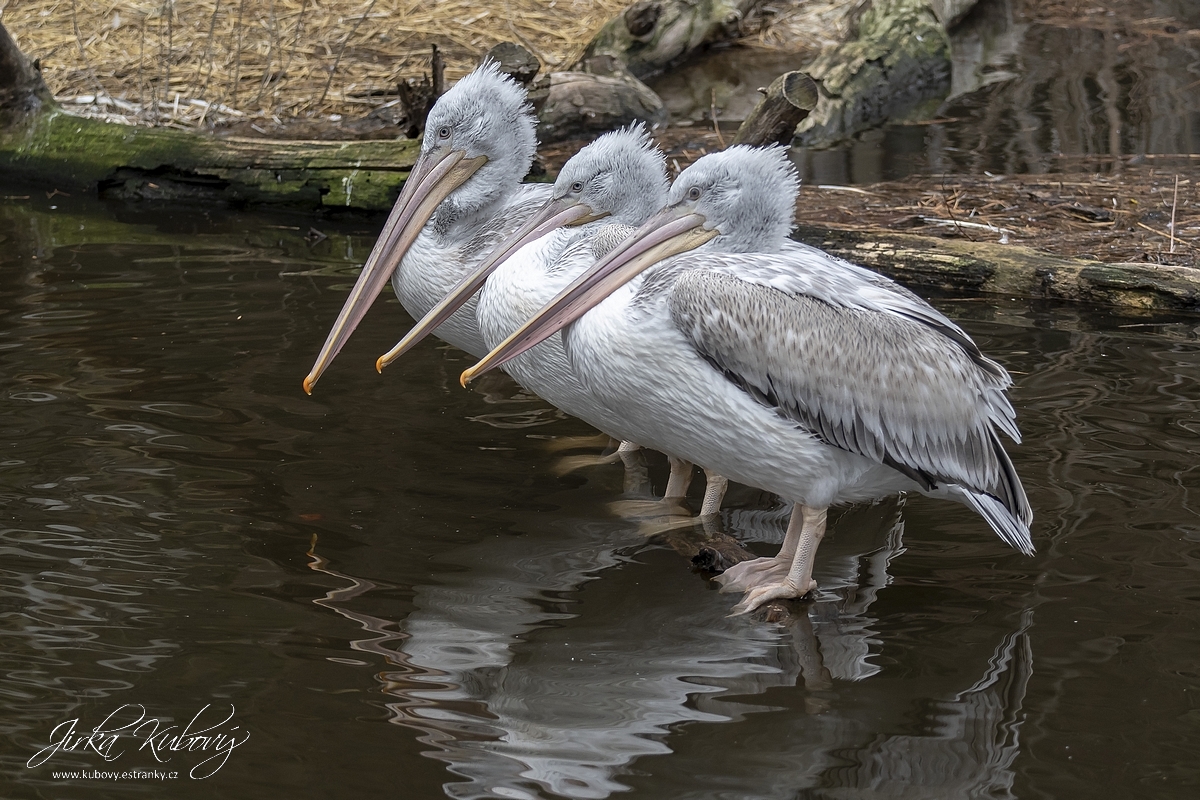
(795, 223, 1200, 312)
(486, 41, 542, 86)
(536, 68, 668, 143)
(0, 20, 417, 209)
(2, 108, 419, 208)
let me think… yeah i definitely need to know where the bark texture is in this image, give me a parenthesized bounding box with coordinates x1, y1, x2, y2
(795, 224, 1200, 312)
(731, 70, 819, 147)
(577, 0, 764, 80)
(796, 0, 952, 147)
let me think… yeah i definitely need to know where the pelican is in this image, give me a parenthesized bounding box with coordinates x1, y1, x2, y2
(462, 146, 1034, 614)
(303, 61, 551, 393)
(376, 126, 729, 513)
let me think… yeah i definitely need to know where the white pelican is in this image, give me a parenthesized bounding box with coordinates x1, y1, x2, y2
(462, 146, 1034, 614)
(304, 61, 551, 393)
(376, 126, 729, 513)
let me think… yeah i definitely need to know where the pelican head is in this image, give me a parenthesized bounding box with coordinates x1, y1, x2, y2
(459, 145, 800, 384)
(421, 62, 539, 225)
(302, 61, 536, 394)
(664, 144, 798, 254)
(551, 124, 668, 226)
(373, 125, 668, 372)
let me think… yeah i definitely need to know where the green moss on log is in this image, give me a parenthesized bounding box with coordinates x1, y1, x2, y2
(796, 0, 951, 147)
(0, 108, 419, 211)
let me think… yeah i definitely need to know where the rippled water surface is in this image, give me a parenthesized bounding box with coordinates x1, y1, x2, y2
(2, 196, 1199, 799)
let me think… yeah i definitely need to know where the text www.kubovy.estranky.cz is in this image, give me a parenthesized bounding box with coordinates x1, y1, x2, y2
(52, 769, 179, 780)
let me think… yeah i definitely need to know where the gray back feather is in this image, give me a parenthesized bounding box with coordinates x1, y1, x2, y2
(662, 261, 1030, 531)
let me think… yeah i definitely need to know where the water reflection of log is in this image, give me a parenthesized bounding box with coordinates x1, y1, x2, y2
(945, 12, 1200, 173)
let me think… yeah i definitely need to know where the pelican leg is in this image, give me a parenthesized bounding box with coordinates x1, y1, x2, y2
(699, 470, 728, 517)
(730, 505, 826, 615)
(619, 442, 651, 497)
(664, 457, 694, 499)
(713, 503, 805, 593)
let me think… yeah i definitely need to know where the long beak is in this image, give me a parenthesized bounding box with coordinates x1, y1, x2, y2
(302, 147, 488, 394)
(374, 196, 605, 372)
(459, 206, 716, 386)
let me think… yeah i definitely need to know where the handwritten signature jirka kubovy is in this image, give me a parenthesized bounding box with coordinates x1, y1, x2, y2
(27, 703, 250, 779)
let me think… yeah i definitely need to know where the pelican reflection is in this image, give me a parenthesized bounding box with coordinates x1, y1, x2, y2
(302, 496, 1036, 800)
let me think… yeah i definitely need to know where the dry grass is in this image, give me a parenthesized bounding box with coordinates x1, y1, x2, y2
(0, 0, 629, 127)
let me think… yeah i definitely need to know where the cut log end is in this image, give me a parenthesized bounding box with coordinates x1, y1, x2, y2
(732, 70, 819, 147)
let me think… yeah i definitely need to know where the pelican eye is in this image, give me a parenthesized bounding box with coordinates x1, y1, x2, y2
(436, 125, 452, 140)
(686, 186, 702, 201)
(570, 180, 584, 193)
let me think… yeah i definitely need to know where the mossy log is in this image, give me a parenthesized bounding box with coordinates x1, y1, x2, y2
(795, 0, 952, 148)
(0, 108, 419, 209)
(577, 0, 764, 80)
(0, 20, 417, 210)
(795, 224, 1200, 312)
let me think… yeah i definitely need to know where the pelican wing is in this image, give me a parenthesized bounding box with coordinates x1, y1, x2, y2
(781, 241, 1010, 385)
(662, 256, 1031, 541)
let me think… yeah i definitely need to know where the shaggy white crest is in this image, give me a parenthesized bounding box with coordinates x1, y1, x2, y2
(423, 60, 539, 221)
(668, 145, 800, 253)
(552, 124, 668, 225)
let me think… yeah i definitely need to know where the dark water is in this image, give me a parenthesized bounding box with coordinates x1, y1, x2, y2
(794, 13, 1200, 184)
(2, 194, 1200, 800)
(656, 0, 1200, 184)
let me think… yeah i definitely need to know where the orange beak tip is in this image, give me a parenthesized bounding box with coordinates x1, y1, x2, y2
(375, 357, 385, 374)
(302, 376, 315, 395)
(459, 370, 473, 388)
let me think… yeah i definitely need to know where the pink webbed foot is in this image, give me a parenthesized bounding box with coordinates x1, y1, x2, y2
(728, 577, 817, 616)
(713, 556, 791, 593)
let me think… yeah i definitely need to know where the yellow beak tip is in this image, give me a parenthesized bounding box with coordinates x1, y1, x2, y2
(302, 376, 316, 395)
(375, 357, 385, 374)
(459, 371, 473, 388)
